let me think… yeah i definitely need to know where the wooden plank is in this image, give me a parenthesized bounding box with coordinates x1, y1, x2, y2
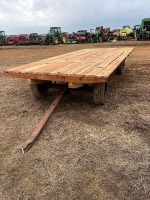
(83, 51, 124, 76)
(5, 48, 134, 84)
(49, 49, 106, 73)
(31, 62, 80, 74)
(32, 49, 114, 76)
(66, 51, 109, 75)
(19, 61, 72, 73)
(5, 49, 88, 72)
(76, 48, 133, 78)
(4, 48, 110, 73)
(4, 48, 116, 73)
(5, 71, 107, 83)
(97, 49, 133, 78)
(50, 51, 107, 75)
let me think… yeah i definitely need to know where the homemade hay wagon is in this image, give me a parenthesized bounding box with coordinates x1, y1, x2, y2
(4, 47, 134, 151)
(5, 48, 134, 105)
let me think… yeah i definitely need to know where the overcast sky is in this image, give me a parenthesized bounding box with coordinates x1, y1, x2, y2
(0, 0, 149, 35)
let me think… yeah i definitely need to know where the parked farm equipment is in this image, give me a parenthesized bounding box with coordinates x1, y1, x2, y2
(18, 34, 30, 45)
(65, 32, 78, 44)
(118, 26, 134, 40)
(5, 35, 20, 45)
(95, 27, 109, 42)
(90, 27, 109, 42)
(0, 31, 6, 45)
(75, 30, 92, 43)
(29, 33, 43, 45)
(135, 18, 150, 40)
(39, 34, 47, 44)
(17, 33, 44, 45)
(45, 27, 67, 45)
(108, 29, 120, 40)
(90, 28, 101, 42)
(133, 25, 141, 39)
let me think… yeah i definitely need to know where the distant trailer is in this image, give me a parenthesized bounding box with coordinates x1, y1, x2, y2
(5, 48, 134, 104)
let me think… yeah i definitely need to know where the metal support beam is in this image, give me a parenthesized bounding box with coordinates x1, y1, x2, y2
(21, 87, 67, 152)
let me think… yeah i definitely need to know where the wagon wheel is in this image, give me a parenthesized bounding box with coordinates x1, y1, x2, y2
(30, 82, 49, 99)
(53, 37, 59, 45)
(93, 83, 107, 105)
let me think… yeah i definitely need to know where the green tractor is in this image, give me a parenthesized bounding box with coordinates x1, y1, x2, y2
(136, 18, 150, 40)
(0, 31, 6, 45)
(133, 25, 141, 39)
(29, 33, 43, 45)
(90, 29, 102, 42)
(45, 27, 67, 45)
(90, 27, 109, 42)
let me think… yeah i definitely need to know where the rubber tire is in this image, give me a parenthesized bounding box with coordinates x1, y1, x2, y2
(98, 37, 102, 42)
(53, 38, 59, 45)
(62, 35, 67, 43)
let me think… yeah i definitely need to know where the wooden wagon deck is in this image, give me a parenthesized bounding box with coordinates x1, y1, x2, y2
(5, 47, 134, 104)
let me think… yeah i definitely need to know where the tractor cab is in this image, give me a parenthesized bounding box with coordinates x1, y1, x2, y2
(30, 33, 38, 38)
(134, 25, 141, 30)
(95, 26, 103, 31)
(133, 25, 141, 38)
(50, 27, 62, 34)
(135, 18, 150, 40)
(50, 27, 62, 41)
(141, 18, 150, 40)
(45, 27, 66, 45)
(0, 31, 6, 45)
(122, 25, 131, 29)
(0, 31, 5, 37)
(90, 29, 94, 33)
(142, 19, 150, 31)
(77, 30, 88, 36)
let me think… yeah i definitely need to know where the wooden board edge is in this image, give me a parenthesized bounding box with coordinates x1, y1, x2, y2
(4, 71, 107, 84)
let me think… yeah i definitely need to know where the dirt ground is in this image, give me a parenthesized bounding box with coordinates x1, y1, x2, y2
(0, 41, 150, 200)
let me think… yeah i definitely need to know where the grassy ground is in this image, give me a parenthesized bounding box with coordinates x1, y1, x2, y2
(0, 41, 150, 200)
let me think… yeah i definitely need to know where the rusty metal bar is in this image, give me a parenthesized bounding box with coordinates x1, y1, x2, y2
(21, 87, 67, 152)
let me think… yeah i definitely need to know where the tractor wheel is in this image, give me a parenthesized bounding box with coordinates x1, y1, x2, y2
(134, 32, 136, 39)
(98, 37, 102, 42)
(142, 32, 146, 40)
(62, 35, 67, 43)
(2, 38, 6, 46)
(16, 43, 20, 46)
(87, 38, 92, 43)
(53, 37, 59, 45)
